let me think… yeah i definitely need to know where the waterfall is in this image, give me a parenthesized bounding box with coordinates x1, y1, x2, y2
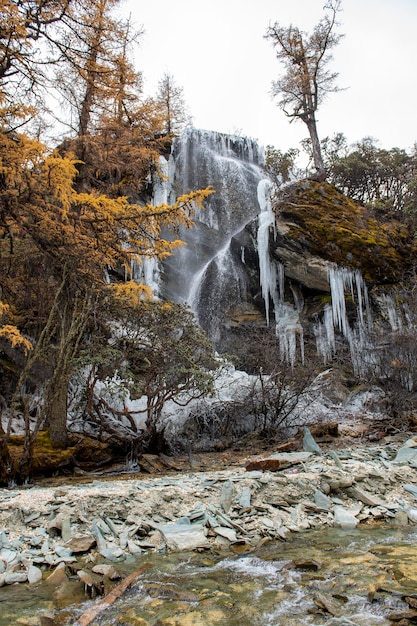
(130, 156, 173, 296)
(160, 128, 266, 347)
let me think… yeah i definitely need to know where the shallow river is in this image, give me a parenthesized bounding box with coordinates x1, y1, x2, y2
(2, 523, 417, 625)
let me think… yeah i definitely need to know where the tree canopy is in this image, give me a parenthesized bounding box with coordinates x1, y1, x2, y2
(0, 0, 214, 476)
(265, 0, 343, 179)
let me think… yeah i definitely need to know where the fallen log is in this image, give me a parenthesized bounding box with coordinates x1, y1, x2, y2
(75, 562, 150, 626)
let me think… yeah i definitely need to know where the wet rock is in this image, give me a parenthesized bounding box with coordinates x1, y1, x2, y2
(404, 506, 417, 524)
(386, 608, 417, 621)
(292, 558, 321, 571)
(45, 562, 68, 586)
(312, 592, 340, 616)
(391, 511, 409, 526)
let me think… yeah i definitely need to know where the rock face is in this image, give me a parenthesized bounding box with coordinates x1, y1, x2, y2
(159, 131, 416, 380)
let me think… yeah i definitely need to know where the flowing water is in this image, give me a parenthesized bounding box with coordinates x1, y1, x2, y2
(3, 524, 417, 625)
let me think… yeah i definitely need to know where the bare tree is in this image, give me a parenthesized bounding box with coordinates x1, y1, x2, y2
(265, 1, 343, 179)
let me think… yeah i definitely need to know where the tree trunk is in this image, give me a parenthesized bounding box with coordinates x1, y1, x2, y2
(45, 370, 70, 448)
(306, 116, 326, 180)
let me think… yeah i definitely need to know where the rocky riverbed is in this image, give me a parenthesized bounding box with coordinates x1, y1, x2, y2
(1, 426, 417, 598)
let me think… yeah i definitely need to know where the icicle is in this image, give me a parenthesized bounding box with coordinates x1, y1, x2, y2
(257, 179, 278, 325)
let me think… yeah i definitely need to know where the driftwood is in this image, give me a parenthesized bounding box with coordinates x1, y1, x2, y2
(75, 563, 150, 626)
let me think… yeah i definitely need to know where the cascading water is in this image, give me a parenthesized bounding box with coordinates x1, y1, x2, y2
(160, 128, 267, 347)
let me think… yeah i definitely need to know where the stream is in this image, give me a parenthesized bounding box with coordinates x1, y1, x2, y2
(1, 523, 417, 625)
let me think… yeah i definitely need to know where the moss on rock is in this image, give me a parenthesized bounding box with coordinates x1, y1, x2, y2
(272, 181, 416, 283)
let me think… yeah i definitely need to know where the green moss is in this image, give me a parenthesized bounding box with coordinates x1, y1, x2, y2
(274, 181, 417, 283)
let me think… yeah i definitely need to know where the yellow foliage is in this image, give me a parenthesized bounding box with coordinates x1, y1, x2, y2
(0, 324, 32, 353)
(110, 281, 153, 307)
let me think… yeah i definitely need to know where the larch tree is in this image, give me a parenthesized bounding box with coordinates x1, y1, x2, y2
(265, 0, 343, 180)
(156, 72, 191, 136)
(0, 0, 214, 456)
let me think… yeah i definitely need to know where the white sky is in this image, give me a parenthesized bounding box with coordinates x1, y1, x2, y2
(123, 0, 417, 153)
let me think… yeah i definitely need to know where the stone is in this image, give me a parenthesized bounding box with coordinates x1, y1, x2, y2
(99, 547, 125, 561)
(403, 484, 417, 499)
(314, 489, 332, 511)
(45, 562, 67, 586)
(27, 564, 43, 584)
(239, 488, 251, 508)
(5, 570, 28, 584)
(213, 526, 237, 542)
(303, 427, 323, 456)
(245, 459, 291, 472)
(156, 520, 209, 551)
(127, 539, 142, 555)
(392, 447, 417, 465)
(333, 506, 359, 529)
(220, 481, 236, 513)
(65, 534, 96, 554)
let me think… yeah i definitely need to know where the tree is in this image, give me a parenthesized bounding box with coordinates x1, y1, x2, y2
(76, 289, 217, 453)
(265, 1, 343, 179)
(156, 72, 191, 136)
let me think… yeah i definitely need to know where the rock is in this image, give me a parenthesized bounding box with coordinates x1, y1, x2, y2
(220, 481, 236, 513)
(212, 526, 237, 542)
(392, 447, 417, 465)
(328, 450, 343, 469)
(156, 519, 209, 551)
(27, 564, 43, 584)
(404, 506, 417, 524)
(314, 489, 332, 511)
(239, 488, 251, 508)
(403, 484, 417, 499)
(45, 562, 67, 586)
(92, 564, 115, 576)
(127, 539, 142, 555)
(54, 545, 73, 559)
(391, 511, 409, 526)
(292, 559, 321, 571)
(347, 486, 393, 508)
(91, 524, 107, 552)
(333, 506, 359, 529)
(313, 592, 340, 616)
(386, 609, 417, 621)
(65, 534, 96, 554)
(99, 547, 125, 561)
(5, 570, 28, 584)
(303, 427, 323, 456)
(245, 459, 291, 472)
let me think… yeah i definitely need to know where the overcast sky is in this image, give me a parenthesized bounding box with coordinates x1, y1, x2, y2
(123, 0, 417, 153)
